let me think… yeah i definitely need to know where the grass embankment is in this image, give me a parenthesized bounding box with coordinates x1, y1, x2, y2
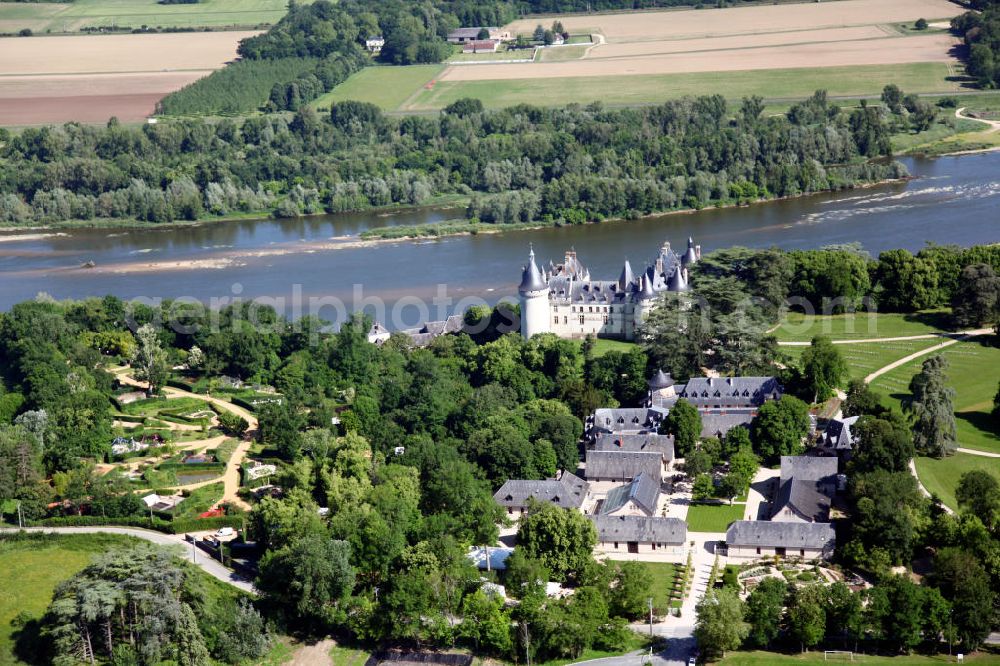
(0, 533, 142, 663)
(358, 219, 548, 240)
(0, 0, 296, 32)
(869, 337, 1000, 454)
(686, 503, 745, 532)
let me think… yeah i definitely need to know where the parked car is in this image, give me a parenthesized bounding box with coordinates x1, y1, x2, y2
(215, 527, 235, 537)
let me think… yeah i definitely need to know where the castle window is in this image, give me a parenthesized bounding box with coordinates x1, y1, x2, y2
(603, 315, 609, 324)
(579, 315, 585, 324)
(553, 317, 558, 325)
(564, 316, 568, 324)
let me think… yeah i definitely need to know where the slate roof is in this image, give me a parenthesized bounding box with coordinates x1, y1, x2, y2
(593, 433, 675, 461)
(648, 369, 673, 390)
(700, 411, 755, 438)
(493, 471, 589, 510)
(588, 407, 668, 435)
(678, 376, 782, 409)
(600, 472, 660, 516)
(448, 27, 497, 39)
(591, 515, 687, 545)
(824, 416, 860, 450)
(726, 520, 836, 550)
(585, 450, 662, 481)
(519, 249, 547, 292)
(772, 456, 839, 522)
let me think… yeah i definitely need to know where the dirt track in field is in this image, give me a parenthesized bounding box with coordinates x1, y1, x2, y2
(505, 0, 960, 42)
(0, 31, 256, 125)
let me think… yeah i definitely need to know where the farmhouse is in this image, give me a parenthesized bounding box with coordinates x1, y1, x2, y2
(591, 515, 687, 554)
(463, 40, 499, 54)
(592, 433, 674, 465)
(447, 27, 512, 43)
(725, 520, 836, 560)
(585, 450, 663, 483)
(365, 36, 384, 53)
(493, 471, 590, 517)
(771, 456, 839, 523)
(598, 472, 660, 516)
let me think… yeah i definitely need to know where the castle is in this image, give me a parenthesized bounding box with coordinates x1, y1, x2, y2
(518, 238, 701, 340)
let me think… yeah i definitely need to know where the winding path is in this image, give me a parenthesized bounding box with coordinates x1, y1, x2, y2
(862, 329, 991, 383)
(110, 367, 257, 511)
(777, 327, 993, 347)
(0, 526, 255, 593)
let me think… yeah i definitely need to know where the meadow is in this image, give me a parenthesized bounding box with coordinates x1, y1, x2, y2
(915, 453, 1000, 510)
(0, 0, 293, 33)
(773, 310, 952, 342)
(782, 339, 944, 382)
(0, 533, 142, 663)
(330, 62, 960, 113)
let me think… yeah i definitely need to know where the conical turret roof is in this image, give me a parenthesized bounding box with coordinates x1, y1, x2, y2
(682, 236, 698, 266)
(667, 266, 688, 292)
(519, 247, 547, 293)
(638, 271, 656, 300)
(648, 369, 673, 390)
(618, 260, 635, 291)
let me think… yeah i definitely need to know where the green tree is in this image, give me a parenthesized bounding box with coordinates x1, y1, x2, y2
(608, 561, 654, 620)
(257, 533, 356, 624)
(951, 263, 1000, 328)
(694, 589, 749, 660)
(458, 590, 513, 655)
(843, 378, 887, 418)
(750, 396, 810, 464)
(692, 473, 715, 500)
(928, 547, 996, 650)
(850, 413, 915, 474)
(517, 501, 597, 583)
(787, 585, 827, 652)
(904, 354, 957, 458)
(743, 577, 787, 648)
(955, 469, 1000, 530)
(130, 323, 168, 397)
(685, 447, 713, 477)
(662, 397, 701, 458)
(801, 335, 847, 402)
(881, 84, 903, 114)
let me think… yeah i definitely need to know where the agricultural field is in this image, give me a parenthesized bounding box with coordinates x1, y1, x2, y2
(868, 337, 1000, 454)
(0, 31, 254, 125)
(0, 0, 291, 33)
(321, 0, 965, 113)
(311, 64, 445, 113)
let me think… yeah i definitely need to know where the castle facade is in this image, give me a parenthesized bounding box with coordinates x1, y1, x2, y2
(518, 238, 701, 340)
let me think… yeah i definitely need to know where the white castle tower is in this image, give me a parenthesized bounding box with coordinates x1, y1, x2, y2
(519, 246, 550, 339)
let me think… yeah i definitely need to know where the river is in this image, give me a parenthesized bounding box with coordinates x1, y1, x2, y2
(1, 153, 998, 328)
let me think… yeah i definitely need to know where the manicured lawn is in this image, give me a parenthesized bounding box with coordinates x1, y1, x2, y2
(0, 533, 140, 663)
(914, 453, 1000, 511)
(869, 337, 1000, 454)
(172, 481, 225, 518)
(685, 502, 745, 533)
(0, 0, 297, 31)
(592, 338, 638, 357)
(717, 649, 1000, 664)
(312, 64, 445, 112)
(782, 339, 944, 381)
(773, 310, 951, 342)
(399, 63, 959, 112)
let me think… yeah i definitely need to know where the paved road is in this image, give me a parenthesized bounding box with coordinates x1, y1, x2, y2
(1, 526, 255, 593)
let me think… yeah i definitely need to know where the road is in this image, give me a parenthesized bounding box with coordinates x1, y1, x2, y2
(1, 526, 255, 593)
(111, 366, 258, 510)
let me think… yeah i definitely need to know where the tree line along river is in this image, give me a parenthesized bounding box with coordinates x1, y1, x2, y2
(0, 153, 998, 327)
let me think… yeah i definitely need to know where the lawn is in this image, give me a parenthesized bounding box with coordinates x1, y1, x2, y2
(0, 532, 141, 663)
(329, 642, 371, 666)
(869, 337, 1000, 454)
(915, 453, 1000, 511)
(538, 44, 589, 61)
(773, 310, 951, 342)
(448, 48, 536, 62)
(781, 339, 944, 381)
(311, 64, 445, 112)
(172, 481, 225, 518)
(399, 62, 959, 112)
(0, 0, 295, 32)
(592, 338, 638, 357)
(717, 649, 1000, 665)
(603, 561, 681, 613)
(685, 502, 745, 533)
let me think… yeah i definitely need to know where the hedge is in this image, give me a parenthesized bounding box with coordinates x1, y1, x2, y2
(27, 514, 245, 534)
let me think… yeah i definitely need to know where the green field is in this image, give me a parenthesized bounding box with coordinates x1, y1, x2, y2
(397, 62, 960, 112)
(0, 533, 141, 663)
(311, 64, 445, 112)
(773, 310, 952, 342)
(782, 339, 944, 381)
(0, 0, 296, 32)
(915, 453, 1000, 511)
(686, 502, 745, 533)
(718, 649, 1000, 665)
(591, 338, 638, 357)
(869, 337, 1000, 454)
(538, 44, 589, 61)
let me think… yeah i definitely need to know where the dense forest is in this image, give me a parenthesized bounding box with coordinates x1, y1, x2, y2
(2, 243, 999, 662)
(1, 90, 904, 226)
(952, 0, 1000, 87)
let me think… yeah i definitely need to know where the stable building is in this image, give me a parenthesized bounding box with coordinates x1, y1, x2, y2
(492, 471, 589, 518)
(592, 515, 687, 554)
(592, 433, 674, 466)
(585, 450, 663, 484)
(598, 472, 660, 517)
(725, 520, 836, 560)
(771, 456, 838, 523)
